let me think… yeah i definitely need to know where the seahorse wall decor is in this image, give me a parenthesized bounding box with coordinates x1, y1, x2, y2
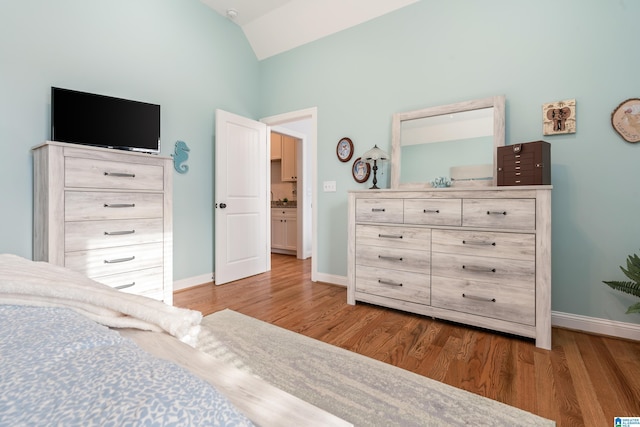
(172, 140, 190, 174)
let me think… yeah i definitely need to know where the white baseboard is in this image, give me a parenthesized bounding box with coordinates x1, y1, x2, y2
(551, 311, 640, 341)
(173, 272, 213, 291)
(315, 272, 347, 287)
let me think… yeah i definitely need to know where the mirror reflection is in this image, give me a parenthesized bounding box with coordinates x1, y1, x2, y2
(390, 96, 505, 188)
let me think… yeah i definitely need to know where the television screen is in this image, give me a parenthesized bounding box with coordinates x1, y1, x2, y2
(51, 87, 160, 154)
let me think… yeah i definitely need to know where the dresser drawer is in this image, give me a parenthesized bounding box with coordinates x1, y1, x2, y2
(431, 253, 535, 288)
(271, 208, 296, 219)
(65, 218, 164, 252)
(94, 267, 164, 300)
(356, 224, 430, 251)
(404, 199, 461, 226)
(65, 156, 164, 191)
(65, 242, 163, 278)
(432, 230, 535, 261)
(431, 276, 535, 325)
(355, 199, 403, 223)
(356, 245, 429, 274)
(498, 170, 542, 186)
(356, 265, 430, 304)
(462, 198, 535, 230)
(65, 191, 163, 221)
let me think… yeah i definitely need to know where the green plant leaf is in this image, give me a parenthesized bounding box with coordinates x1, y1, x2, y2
(626, 302, 640, 314)
(603, 280, 640, 297)
(622, 254, 640, 283)
(603, 251, 640, 313)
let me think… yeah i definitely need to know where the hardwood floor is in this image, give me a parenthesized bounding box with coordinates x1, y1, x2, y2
(174, 254, 640, 427)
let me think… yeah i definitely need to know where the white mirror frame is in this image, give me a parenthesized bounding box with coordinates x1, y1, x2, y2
(390, 95, 505, 189)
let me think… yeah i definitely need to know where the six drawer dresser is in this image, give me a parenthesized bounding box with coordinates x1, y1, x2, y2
(33, 141, 173, 304)
(348, 186, 552, 349)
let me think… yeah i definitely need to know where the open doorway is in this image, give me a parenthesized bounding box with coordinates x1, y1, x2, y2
(261, 107, 317, 281)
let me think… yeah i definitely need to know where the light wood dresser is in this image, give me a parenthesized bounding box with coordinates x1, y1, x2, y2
(347, 186, 552, 349)
(33, 141, 173, 304)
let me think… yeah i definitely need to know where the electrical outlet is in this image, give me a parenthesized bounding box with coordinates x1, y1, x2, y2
(323, 181, 337, 192)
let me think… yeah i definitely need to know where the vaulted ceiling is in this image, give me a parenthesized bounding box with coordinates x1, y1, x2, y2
(200, 0, 419, 60)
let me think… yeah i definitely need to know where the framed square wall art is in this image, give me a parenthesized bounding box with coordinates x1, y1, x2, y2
(543, 99, 576, 135)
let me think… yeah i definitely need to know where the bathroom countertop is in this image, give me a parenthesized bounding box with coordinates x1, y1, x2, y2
(271, 201, 297, 208)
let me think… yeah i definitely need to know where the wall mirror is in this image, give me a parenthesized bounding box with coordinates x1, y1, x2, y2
(390, 95, 505, 188)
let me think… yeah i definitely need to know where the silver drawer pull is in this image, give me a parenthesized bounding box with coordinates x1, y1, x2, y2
(104, 230, 136, 236)
(104, 203, 136, 208)
(378, 279, 403, 287)
(378, 234, 403, 239)
(423, 209, 440, 213)
(116, 282, 136, 290)
(104, 256, 135, 264)
(104, 171, 135, 178)
(462, 265, 496, 273)
(462, 293, 496, 303)
(371, 208, 386, 212)
(462, 240, 496, 246)
(378, 255, 403, 262)
(486, 211, 507, 215)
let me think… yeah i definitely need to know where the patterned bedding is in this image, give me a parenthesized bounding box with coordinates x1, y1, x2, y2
(0, 305, 254, 426)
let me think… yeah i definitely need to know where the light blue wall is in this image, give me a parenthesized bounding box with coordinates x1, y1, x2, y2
(1, 0, 638, 325)
(258, 0, 640, 323)
(0, 0, 260, 279)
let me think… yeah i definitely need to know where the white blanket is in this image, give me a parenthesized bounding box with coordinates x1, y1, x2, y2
(0, 254, 202, 346)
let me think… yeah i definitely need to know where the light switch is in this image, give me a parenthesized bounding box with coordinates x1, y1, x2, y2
(323, 181, 337, 192)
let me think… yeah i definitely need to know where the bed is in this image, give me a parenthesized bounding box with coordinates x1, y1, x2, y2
(0, 254, 351, 427)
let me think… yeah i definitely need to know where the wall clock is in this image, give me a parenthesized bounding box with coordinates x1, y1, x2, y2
(352, 157, 371, 183)
(611, 98, 640, 143)
(337, 137, 354, 162)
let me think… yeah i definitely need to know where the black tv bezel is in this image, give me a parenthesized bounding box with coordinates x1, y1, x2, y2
(51, 87, 161, 155)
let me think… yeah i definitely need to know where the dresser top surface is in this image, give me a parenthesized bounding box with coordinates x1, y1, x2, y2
(349, 185, 552, 194)
(33, 141, 172, 161)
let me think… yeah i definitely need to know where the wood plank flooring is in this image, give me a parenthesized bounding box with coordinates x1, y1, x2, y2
(174, 254, 640, 427)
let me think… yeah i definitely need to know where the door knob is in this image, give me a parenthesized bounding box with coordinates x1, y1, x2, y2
(219, 203, 227, 209)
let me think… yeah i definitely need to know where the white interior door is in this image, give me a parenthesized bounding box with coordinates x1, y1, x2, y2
(215, 109, 269, 285)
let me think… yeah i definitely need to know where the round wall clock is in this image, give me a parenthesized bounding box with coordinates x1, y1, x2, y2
(352, 157, 371, 183)
(336, 137, 354, 162)
(611, 98, 640, 143)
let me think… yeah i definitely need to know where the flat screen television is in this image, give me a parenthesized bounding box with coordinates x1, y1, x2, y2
(51, 87, 160, 154)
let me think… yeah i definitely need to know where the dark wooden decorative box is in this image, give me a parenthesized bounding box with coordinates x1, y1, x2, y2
(497, 141, 551, 186)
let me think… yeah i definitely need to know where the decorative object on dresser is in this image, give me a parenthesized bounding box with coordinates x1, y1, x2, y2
(172, 140, 190, 174)
(32, 141, 173, 304)
(611, 98, 640, 143)
(361, 144, 389, 189)
(430, 176, 451, 188)
(351, 157, 370, 183)
(347, 187, 552, 349)
(497, 141, 551, 186)
(336, 137, 353, 162)
(543, 99, 576, 135)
